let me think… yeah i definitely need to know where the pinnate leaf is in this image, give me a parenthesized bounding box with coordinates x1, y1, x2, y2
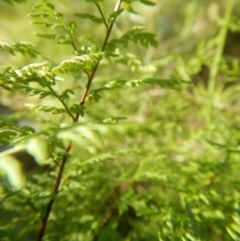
(52, 53, 105, 73)
(109, 26, 158, 48)
(0, 41, 39, 57)
(74, 13, 103, 24)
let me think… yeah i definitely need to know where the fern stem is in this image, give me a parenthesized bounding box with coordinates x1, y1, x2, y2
(75, 0, 122, 116)
(207, 0, 235, 125)
(37, 1, 123, 240)
(37, 142, 72, 241)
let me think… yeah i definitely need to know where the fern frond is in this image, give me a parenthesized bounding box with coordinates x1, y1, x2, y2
(74, 13, 103, 24)
(0, 41, 39, 57)
(109, 26, 158, 48)
(52, 53, 105, 73)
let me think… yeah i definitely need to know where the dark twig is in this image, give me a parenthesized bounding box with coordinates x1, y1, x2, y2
(37, 142, 72, 241)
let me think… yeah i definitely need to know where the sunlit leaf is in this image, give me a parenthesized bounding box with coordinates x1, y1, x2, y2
(26, 137, 50, 165)
(34, 32, 57, 40)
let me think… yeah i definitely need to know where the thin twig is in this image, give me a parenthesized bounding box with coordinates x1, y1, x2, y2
(47, 85, 75, 121)
(94, 1, 108, 30)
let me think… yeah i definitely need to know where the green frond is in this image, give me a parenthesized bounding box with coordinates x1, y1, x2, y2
(0, 41, 39, 57)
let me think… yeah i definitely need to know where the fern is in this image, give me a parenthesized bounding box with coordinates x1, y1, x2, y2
(0, 41, 39, 57)
(2, 0, 240, 241)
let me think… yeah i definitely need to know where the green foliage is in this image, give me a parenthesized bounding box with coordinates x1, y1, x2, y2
(1, 0, 240, 240)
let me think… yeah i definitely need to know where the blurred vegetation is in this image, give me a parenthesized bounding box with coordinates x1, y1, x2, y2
(1, 0, 240, 240)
